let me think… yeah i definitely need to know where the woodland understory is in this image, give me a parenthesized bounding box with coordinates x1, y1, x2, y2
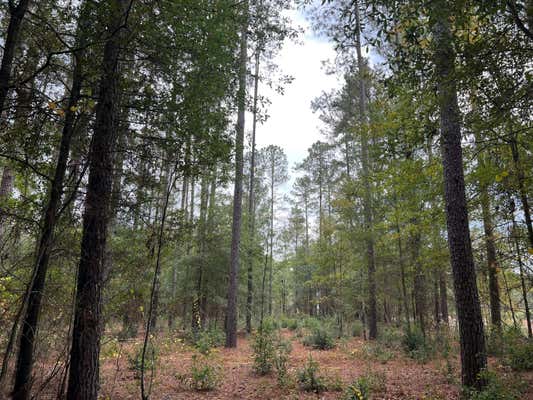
(0, 0, 532, 399)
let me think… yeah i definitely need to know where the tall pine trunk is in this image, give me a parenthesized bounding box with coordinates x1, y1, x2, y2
(354, 0, 377, 339)
(430, 1, 486, 389)
(66, 2, 130, 398)
(225, 0, 248, 348)
(0, 0, 30, 113)
(12, 8, 89, 397)
(246, 45, 260, 334)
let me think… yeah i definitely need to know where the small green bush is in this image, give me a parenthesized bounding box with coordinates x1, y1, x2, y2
(274, 337, 292, 386)
(128, 344, 157, 379)
(506, 336, 533, 371)
(303, 326, 335, 350)
(360, 343, 394, 364)
(193, 327, 225, 355)
(351, 321, 364, 337)
(466, 370, 523, 400)
(402, 328, 432, 363)
(189, 353, 222, 391)
(379, 327, 403, 350)
(343, 372, 386, 400)
(251, 323, 276, 375)
(297, 356, 327, 393)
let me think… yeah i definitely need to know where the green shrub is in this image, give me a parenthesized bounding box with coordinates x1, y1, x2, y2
(297, 356, 327, 393)
(379, 327, 403, 350)
(274, 337, 292, 386)
(352, 321, 364, 337)
(128, 344, 157, 379)
(343, 372, 386, 400)
(287, 318, 299, 331)
(192, 327, 225, 355)
(360, 343, 394, 364)
(466, 370, 523, 400)
(506, 336, 533, 371)
(402, 328, 432, 363)
(303, 326, 335, 350)
(251, 323, 276, 375)
(189, 353, 222, 391)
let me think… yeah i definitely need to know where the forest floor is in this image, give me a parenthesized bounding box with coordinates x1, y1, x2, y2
(81, 329, 533, 400)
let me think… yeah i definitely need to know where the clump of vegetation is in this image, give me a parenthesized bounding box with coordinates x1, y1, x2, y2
(128, 344, 157, 379)
(343, 371, 387, 400)
(274, 337, 292, 386)
(303, 325, 335, 350)
(194, 328, 225, 355)
(251, 322, 277, 375)
(378, 326, 403, 350)
(466, 370, 524, 400)
(351, 321, 364, 337)
(402, 328, 432, 363)
(499, 328, 533, 371)
(360, 342, 394, 364)
(188, 353, 222, 391)
(297, 355, 327, 393)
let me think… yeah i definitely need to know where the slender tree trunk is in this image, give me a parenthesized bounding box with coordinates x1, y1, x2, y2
(268, 155, 274, 316)
(395, 220, 410, 330)
(439, 271, 448, 324)
(0, 166, 14, 247)
(430, 1, 486, 388)
(354, 0, 377, 340)
(12, 10, 89, 398)
(246, 45, 260, 334)
(225, 0, 248, 348)
(510, 136, 533, 249)
(480, 186, 502, 330)
(511, 212, 532, 337)
(66, 2, 129, 398)
(501, 267, 517, 329)
(0, 0, 30, 114)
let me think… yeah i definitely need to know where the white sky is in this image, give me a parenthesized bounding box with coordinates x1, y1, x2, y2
(252, 9, 340, 180)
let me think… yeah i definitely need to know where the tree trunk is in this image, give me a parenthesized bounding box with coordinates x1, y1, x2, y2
(12, 8, 89, 398)
(66, 2, 129, 398)
(246, 45, 260, 333)
(0, 0, 30, 113)
(225, 0, 248, 348)
(354, 0, 377, 340)
(439, 271, 448, 324)
(430, 1, 486, 389)
(480, 186, 502, 330)
(510, 136, 533, 249)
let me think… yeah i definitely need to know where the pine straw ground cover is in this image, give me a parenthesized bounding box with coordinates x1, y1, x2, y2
(88, 329, 532, 400)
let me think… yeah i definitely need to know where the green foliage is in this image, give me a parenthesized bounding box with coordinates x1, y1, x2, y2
(360, 342, 394, 364)
(274, 336, 292, 386)
(378, 326, 403, 350)
(194, 327, 225, 355)
(251, 322, 277, 375)
(188, 353, 222, 391)
(343, 372, 387, 400)
(128, 344, 158, 379)
(297, 355, 327, 393)
(402, 328, 432, 363)
(302, 325, 335, 350)
(466, 370, 523, 400)
(351, 321, 364, 337)
(502, 330, 533, 371)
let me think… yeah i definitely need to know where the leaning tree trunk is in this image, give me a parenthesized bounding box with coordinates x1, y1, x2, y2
(66, 1, 129, 399)
(225, 0, 248, 348)
(430, 1, 486, 389)
(354, 0, 377, 340)
(0, 0, 30, 114)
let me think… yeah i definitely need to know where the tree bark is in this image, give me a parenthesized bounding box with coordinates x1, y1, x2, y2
(0, 0, 31, 114)
(66, 2, 129, 398)
(430, 1, 486, 389)
(354, 0, 377, 340)
(246, 45, 260, 334)
(225, 0, 248, 348)
(12, 8, 89, 398)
